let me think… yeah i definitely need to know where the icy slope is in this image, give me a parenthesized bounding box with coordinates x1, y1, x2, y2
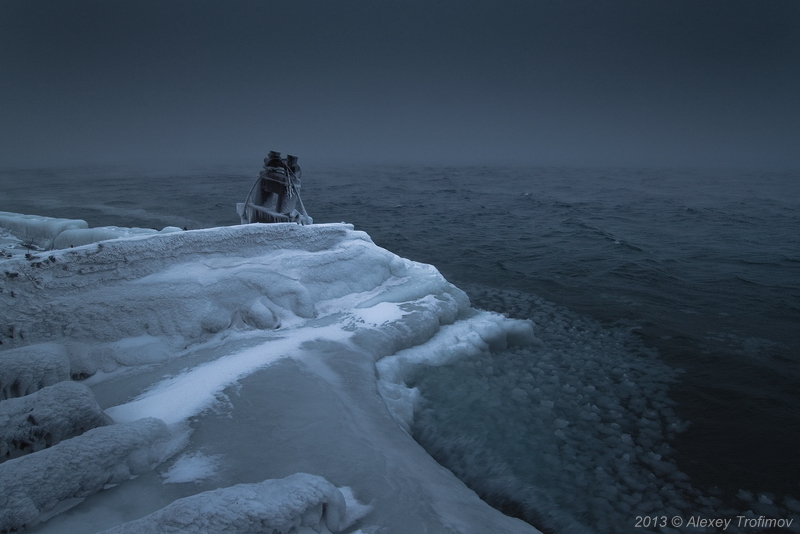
(0, 222, 539, 534)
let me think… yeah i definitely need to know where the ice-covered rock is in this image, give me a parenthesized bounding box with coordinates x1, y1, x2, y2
(96, 473, 346, 534)
(0, 343, 71, 399)
(0, 381, 112, 461)
(0, 211, 88, 250)
(0, 417, 170, 531)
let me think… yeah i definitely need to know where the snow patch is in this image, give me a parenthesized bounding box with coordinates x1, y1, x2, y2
(161, 451, 221, 484)
(105, 325, 350, 425)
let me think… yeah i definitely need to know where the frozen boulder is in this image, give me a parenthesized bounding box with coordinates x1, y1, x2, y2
(0, 381, 113, 462)
(0, 343, 71, 399)
(97, 473, 347, 534)
(0, 417, 170, 532)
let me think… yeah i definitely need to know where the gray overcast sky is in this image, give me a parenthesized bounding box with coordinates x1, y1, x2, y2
(1, 0, 799, 168)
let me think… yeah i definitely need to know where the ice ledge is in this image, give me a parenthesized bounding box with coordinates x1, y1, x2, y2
(96, 473, 349, 534)
(0, 211, 88, 250)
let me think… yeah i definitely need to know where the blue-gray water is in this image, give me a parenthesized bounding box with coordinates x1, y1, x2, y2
(2, 164, 799, 532)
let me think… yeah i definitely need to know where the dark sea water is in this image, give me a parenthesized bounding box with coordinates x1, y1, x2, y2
(2, 164, 799, 533)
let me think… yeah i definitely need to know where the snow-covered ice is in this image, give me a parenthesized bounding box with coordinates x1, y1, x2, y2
(96, 473, 349, 534)
(0, 217, 539, 533)
(0, 210, 181, 252)
(0, 211, 88, 250)
(52, 225, 183, 250)
(160, 451, 221, 484)
(0, 417, 170, 531)
(0, 343, 71, 399)
(0, 380, 112, 461)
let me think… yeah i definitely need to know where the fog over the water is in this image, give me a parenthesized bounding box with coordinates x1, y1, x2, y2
(1, 0, 799, 169)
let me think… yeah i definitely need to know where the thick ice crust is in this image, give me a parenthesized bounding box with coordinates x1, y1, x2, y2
(0, 417, 169, 532)
(0, 212, 88, 250)
(52, 226, 182, 250)
(97, 473, 346, 534)
(0, 223, 381, 349)
(0, 381, 112, 462)
(0, 343, 71, 399)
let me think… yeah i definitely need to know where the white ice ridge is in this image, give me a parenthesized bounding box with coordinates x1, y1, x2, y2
(0, 210, 180, 251)
(0, 211, 88, 250)
(376, 311, 537, 433)
(1, 222, 539, 534)
(0, 343, 71, 399)
(0, 381, 112, 461)
(96, 473, 347, 534)
(0, 418, 170, 532)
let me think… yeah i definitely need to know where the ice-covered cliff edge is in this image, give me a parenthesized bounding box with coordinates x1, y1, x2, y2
(0, 219, 539, 534)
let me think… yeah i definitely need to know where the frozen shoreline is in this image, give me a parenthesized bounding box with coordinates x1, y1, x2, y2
(0, 215, 539, 533)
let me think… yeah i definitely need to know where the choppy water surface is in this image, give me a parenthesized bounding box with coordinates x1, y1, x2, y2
(2, 164, 799, 532)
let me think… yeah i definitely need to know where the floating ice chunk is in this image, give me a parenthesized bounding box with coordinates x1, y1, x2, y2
(554, 418, 569, 429)
(0, 381, 112, 461)
(511, 387, 528, 402)
(0, 417, 169, 531)
(96, 473, 347, 534)
(0, 211, 88, 250)
(785, 496, 800, 514)
(0, 343, 71, 399)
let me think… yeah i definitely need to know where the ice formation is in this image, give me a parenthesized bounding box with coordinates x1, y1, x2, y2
(0, 210, 181, 252)
(0, 219, 539, 534)
(0, 417, 170, 531)
(0, 380, 112, 461)
(52, 225, 183, 249)
(96, 473, 346, 534)
(0, 343, 71, 399)
(0, 211, 88, 250)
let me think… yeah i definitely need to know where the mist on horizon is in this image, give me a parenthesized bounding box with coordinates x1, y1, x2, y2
(1, 1, 799, 170)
